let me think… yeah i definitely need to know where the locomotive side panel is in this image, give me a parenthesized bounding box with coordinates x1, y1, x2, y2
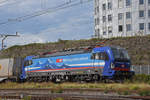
(25, 53, 103, 73)
(25, 53, 105, 80)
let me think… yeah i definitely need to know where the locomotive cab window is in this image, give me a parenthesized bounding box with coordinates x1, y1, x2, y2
(91, 53, 96, 59)
(24, 60, 33, 66)
(91, 52, 109, 60)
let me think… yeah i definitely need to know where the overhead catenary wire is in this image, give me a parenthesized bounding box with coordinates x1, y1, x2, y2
(17, 0, 89, 21)
(0, 0, 92, 26)
(14, 0, 77, 21)
(0, 0, 9, 4)
(0, 0, 146, 26)
(2, 0, 87, 21)
(0, 0, 31, 8)
(0, 0, 21, 5)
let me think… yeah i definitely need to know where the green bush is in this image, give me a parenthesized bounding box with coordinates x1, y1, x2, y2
(124, 74, 150, 83)
(139, 90, 150, 96)
(56, 89, 63, 93)
(123, 91, 130, 95)
(23, 96, 31, 100)
(117, 91, 131, 95)
(54, 97, 64, 100)
(131, 74, 150, 83)
(51, 88, 63, 93)
(104, 90, 109, 94)
(130, 86, 140, 90)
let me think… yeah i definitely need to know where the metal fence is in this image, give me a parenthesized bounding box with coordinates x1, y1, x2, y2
(131, 65, 150, 75)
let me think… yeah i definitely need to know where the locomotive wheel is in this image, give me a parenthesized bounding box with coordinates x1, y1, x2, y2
(3, 79, 12, 83)
(93, 74, 100, 81)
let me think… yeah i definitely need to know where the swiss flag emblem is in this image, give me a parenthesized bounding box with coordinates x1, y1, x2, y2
(56, 59, 63, 63)
(121, 65, 125, 68)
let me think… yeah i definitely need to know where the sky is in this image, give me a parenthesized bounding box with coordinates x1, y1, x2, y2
(0, 0, 94, 48)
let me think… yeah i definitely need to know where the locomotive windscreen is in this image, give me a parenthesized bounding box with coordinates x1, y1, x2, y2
(111, 47, 130, 62)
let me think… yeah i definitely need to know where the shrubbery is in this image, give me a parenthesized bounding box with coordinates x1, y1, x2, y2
(0, 35, 150, 65)
(126, 74, 150, 83)
(139, 90, 150, 96)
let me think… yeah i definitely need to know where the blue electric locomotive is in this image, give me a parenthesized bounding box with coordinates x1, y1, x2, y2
(20, 46, 134, 82)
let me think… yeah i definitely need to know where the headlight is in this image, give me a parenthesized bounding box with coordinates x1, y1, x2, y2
(111, 63, 115, 69)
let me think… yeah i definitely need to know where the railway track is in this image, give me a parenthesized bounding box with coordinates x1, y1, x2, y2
(0, 88, 149, 100)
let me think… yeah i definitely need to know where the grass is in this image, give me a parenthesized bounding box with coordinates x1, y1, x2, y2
(1, 75, 150, 96)
(0, 82, 150, 93)
(1, 81, 150, 96)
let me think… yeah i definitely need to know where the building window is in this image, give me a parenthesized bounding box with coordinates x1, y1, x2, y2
(139, 0, 144, 5)
(97, 29, 100, 34)
(95, 18, 97, 26)
(108, 30, 112, 34)
(108, 2, 112, 10)
(139, 10, 144, 18)
(118, 25, 123, 32)
(118, 0, 123, 8)
(103, 16, 106, 22)
(148, 0, 150, 5)
(139, 23, 144, 30)
(108, 26, 112, 34)
(148, 10, 150, 18)
(108, 14, 112, 22)
(126, 12, 131, 19)
(95, 0, 99, 6)
(95, 18, 99, 25)
(148, 23, 150, 30)
(102, 4, 106, 10)
(95, 29, 97, 35)
(97, 18, 99, 25)
(103, 31, 106, 35)
(126, 24, 131, 31)
(97, 6, 99, 13)
(126, 0, 131, 6)
(95, 29, 100, 36)
(95, 29, 97, 36)
(95, 0, 97, 5)
(118, 13, 123, 20)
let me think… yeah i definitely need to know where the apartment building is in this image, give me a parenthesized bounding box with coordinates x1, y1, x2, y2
(94, 0, 150, 38)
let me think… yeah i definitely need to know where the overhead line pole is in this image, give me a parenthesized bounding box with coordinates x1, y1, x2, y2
(0, 32, 20, 50)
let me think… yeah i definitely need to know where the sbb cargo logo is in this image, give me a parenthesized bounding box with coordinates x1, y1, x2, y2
(56, 59, 63, 63)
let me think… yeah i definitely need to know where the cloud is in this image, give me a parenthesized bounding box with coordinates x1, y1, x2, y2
(38, 11, 94, 42)
(0, 33, 45, 48)
(0, 0, 94, 48)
